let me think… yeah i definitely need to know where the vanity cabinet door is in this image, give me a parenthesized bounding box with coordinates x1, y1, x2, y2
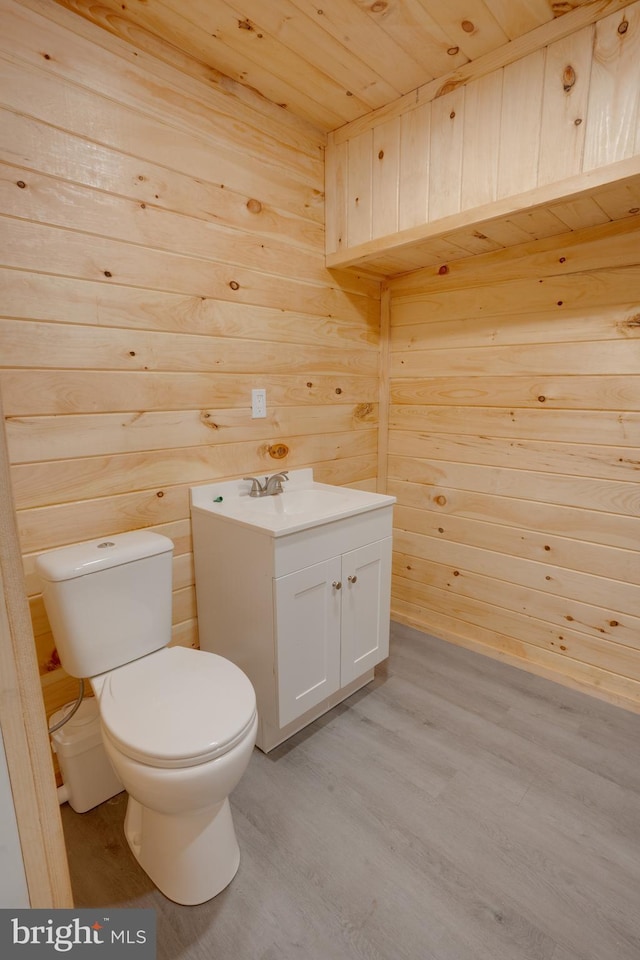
(274, 557, 342, 727)
(340, 538, 392, 686)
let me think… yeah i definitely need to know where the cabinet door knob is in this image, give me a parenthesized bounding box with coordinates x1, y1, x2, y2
(347, 575, 358, 584)
(332, 580, 342, 590)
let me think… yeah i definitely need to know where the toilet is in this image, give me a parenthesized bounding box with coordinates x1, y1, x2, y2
(36, 531, 257, 906)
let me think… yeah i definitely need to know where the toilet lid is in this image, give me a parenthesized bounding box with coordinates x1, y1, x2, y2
(97, 647, 257, 768)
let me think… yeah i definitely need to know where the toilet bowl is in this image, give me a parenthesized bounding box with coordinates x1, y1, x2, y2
(36, 531, 257, 905)
(93, 645, 257, 904)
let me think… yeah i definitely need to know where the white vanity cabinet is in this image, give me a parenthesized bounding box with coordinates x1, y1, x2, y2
(275, 536, 392, 728)
(190, 471, 394, 752)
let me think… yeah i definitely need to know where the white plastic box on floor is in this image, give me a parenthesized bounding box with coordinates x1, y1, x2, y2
(50, 698, 123, 813)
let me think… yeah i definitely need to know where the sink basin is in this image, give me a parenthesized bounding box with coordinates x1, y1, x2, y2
(243, 487, 351, 517)
(190, 469, 395, 537)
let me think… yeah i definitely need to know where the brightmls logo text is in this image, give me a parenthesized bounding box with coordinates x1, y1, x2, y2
(1, 910, 155, 958)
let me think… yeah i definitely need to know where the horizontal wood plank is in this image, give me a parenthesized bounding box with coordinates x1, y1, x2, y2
(5, 404, 378, 463)
(389, 454, 640, 516)
(0, 369, 378, 417)
(390, 374, 640, 411)
(0, 318, 378, 375)
(393, 500, 639, 587)
(389, 478, 640, 552)
(394, 562, 640, 673)
(392, 527, 640, 617)
(10, 431, 377, 509)
(388, 404, 640, 446)
(388, 433, 640, 482)
(0, 269, 379, 344)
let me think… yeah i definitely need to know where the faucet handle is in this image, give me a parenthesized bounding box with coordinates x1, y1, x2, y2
(264, 471, 289, 495)
(243, 477, 264, 497)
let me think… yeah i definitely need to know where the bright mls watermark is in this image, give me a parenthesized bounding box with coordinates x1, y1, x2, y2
(1, 909, 155, 958)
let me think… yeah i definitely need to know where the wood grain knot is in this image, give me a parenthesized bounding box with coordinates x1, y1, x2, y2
(371, 1, 387, 12)
(437, 80, 459, 97)
(229, 280, 240, 290)
(16, 180, 26, 189)
(619, 313, 640, 332)
(378, 149, 384, 160)
(200, 411, 218, 429)
(446, 47, 459, 56)
(268, 443, 289, 459)
(46, 648, 61, 672)
(618, 18, 629, 34)
(246, 198, 262, 214)
(562, 65, 576, 92)
(354, 402, 374, 421)
(434, 495, 447, 506)
(438, 264, 449, 275)
(461, 20, 475, 33)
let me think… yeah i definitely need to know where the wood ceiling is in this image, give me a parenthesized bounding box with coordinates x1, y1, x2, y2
(53, 0, 630, 134)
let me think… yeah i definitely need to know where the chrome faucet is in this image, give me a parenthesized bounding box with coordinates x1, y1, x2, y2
(243, 476, 266, 497)
(264, 472, 289, 496)
(243, 472, 289, 497)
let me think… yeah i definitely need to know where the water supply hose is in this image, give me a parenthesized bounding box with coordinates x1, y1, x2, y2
(48, 678, 85, 734)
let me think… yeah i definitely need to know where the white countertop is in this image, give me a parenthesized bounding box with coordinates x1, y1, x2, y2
(190, 469, 395, 537)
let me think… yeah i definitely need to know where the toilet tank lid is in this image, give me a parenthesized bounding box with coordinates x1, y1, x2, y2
(36, 532, 174, 582)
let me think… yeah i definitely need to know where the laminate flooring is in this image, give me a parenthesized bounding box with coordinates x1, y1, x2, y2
(61, 623, 640, 960)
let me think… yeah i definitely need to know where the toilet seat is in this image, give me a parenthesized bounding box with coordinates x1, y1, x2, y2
(96, 646, 257, 769)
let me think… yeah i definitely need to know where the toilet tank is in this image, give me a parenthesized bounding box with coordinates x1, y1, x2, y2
(36, 532, 174, 679)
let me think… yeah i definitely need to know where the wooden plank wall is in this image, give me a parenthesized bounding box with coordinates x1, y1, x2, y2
(388, 217, 640, 712)
(326, 1, 640, 261)
(0, 391, 72, 906)
(0, 0, 381, 725)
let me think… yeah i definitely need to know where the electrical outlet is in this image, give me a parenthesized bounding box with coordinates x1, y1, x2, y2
(251, 388, 267, 419)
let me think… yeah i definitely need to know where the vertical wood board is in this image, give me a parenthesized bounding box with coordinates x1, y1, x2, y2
(583, 4, 640, 169)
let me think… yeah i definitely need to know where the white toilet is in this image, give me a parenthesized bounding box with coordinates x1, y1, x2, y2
(36, 530, 258, 906)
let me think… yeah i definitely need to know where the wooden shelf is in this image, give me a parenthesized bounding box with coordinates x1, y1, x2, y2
(326, 158, 640, 279)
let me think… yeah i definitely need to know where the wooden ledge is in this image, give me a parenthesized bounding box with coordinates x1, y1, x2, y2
(326, 157, 640, 279)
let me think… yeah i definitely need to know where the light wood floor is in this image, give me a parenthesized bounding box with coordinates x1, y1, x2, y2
(61, 623, 640, 960)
